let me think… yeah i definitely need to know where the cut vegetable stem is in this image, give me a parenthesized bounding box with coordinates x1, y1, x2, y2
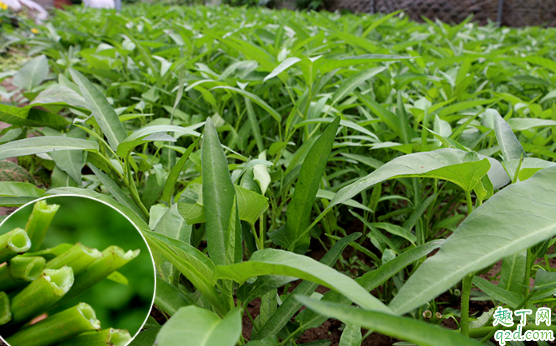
(25, 201, 60, 252)
(0, 228, 31, 263)
(6, 302, 101, 346)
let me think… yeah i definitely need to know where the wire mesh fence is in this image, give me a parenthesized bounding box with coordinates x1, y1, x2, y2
(324, 0, 556, 27)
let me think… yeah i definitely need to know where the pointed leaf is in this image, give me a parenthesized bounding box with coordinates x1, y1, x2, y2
(202, 118, 238, 266)
(327, 149, 489, 213)
(0, 137, 99, 161)
(264, 57, 301, 82)
(70, 68, 126, 151)
(12, 55, 49, 91)
(389, 167, 556, 315)
(89, 163, 144, 219)
(155, 306, 242, 346)
(270, 117, 340, 253)
(492, 110, 527, 161)
(297, 298, 482, 346)
(214, 248, 391, 313)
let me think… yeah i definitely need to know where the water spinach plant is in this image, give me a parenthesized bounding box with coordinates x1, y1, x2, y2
(1, 4, 556, 345)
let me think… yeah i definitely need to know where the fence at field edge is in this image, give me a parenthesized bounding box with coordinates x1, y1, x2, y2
(324, 0, 556, 27)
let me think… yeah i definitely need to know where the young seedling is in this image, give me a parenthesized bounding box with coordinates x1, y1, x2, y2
(25, 201, 60, 252)
(8, 266, 74, 326)
(0, 229, 31, 263)
(0, 256, 46, 291)
(57, 328, 132, 346)
(5, 303, 101, 346)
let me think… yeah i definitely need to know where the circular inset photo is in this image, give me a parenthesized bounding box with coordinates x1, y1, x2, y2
(0, 195, 155, 346)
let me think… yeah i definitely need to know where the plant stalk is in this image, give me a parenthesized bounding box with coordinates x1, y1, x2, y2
(49, 246, 139, 310)
(460, 272, 474, 337)
(46, 243, 103, 275)
(25, 201, 60, 252)
(0, 228, 31, 263)
(57, 328, 131, 346)
(0, 291, 11, 326)
(6, 303, 101, 346)
(8, 266, 74, 326)
(0, 256, 46, 291)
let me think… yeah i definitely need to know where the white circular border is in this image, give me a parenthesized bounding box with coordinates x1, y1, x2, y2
(0, 194, 157, 346)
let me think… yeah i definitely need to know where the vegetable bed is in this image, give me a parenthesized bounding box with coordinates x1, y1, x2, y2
(1, 4, 556, 345)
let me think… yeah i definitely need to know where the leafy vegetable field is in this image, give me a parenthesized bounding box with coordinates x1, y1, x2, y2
(1, 4, 556, 345)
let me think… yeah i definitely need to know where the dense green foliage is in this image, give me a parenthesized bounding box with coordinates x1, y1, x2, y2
(1, 4, 556, 345)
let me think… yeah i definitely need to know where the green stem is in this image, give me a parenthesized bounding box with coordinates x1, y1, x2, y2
(0, 291, 11, 326)
(125, 155, 150, 219)
(46, 243, 102, 275)
(8, 267, 74, 327)
(0, 256, 46, 291)
(0, 228, 31, 263)
(57, 328, 131, 346)
(6, 303, 101, 346)
(465, 191, 473, 216)
(25, 201, 60, 252)
(50, 246, 139, 310)
(460, 273, 474, 337)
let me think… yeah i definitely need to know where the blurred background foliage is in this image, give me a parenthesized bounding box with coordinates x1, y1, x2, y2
(0, 196, 155, 337)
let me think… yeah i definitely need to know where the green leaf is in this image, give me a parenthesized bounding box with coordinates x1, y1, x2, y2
(499, 250, 526, 294)
(46, 187, 150, 236)
(331, 67, 386, 105)
(106, 271, 128, 285)
(492, 110, 527, 162)
(129, 328, 160, 346)
(154, 204, 192, 244)
(31, 86, 89, 109)
(270, 117, 340, 253)
(43, 127, 85, 185)
(253, 233, 360, 340)
(297, 298, 482, 346)
(202, 117, 240, 266)
(356, 92, 402, 139)
(212, 86, 281, 123)
(533, 269, 556, 291)
(12, 55, 49, 91)
(154, 279, 194, 316)
(155, 306, 242, 346)
(507, 118, 556, 131)
(326, 149, 489, 214)
(0, 137, 99, 161)
(161, 138, 201, 204)
(214, 248, 391, 313)
(235, 185, 269, 225)
(0, 104, 69, 130)
(117, 125, 200, 158)
(472, 276, 522, 308)
(264, 57, 301, 82)
(317, 54, 411, 73)
(69, 68, 126, 151)
(389, 167, 556, 315)
(369, 222, 417, 244)
(177, 183, 205, 224)
(0, 182, 44, 197)
(316, 189, 371, 212)
(143, 231, 227, 316)
(338, 323, 362, 346)
(89, 163, 145, 220)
